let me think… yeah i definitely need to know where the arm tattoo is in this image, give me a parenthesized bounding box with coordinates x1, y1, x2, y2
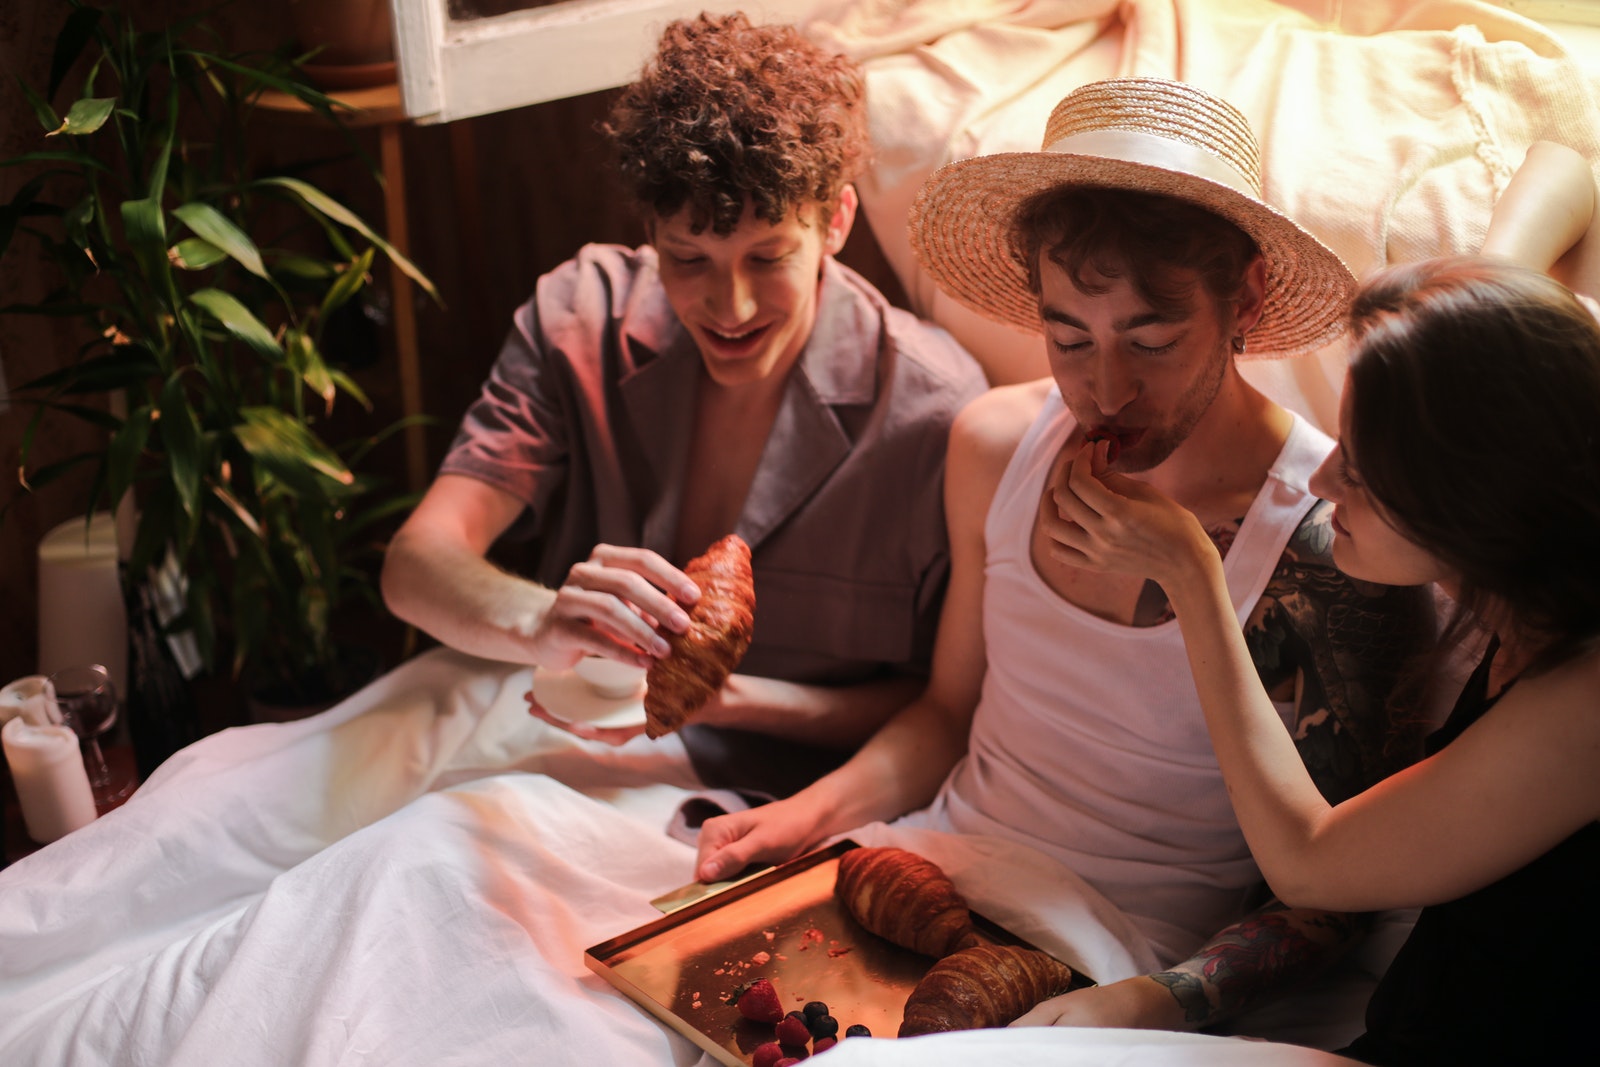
(1249, 500, 1437, 799)
(1153, 901, 1371, 1026)
(1150, 502, 1430, 1028)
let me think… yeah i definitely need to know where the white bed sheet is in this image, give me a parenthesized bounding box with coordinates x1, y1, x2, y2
(0, 648, 1370, 1066)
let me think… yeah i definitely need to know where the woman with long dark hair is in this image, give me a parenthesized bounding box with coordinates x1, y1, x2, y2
(1043, 145, 1600, 1063)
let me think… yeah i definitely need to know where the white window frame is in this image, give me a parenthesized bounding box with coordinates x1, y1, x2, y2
(389, 0, 820, 125)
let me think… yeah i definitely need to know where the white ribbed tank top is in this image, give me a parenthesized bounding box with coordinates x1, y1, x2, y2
(919, 386, 1333, 962)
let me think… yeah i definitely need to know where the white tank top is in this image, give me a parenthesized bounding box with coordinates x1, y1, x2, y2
(920, 387, 1333, 962)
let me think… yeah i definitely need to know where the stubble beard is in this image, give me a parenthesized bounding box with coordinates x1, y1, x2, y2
(1112, 335, 1233, 474)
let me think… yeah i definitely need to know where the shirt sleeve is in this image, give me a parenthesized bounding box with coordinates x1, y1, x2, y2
(437, 290, 573, 534)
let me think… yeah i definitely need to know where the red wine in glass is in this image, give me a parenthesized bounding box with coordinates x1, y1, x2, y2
(49, 664, 133, 810)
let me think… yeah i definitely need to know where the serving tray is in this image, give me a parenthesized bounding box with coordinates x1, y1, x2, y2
(585, 840, 1093, 1066)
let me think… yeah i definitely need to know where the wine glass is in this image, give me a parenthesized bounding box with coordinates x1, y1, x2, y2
(48, 664, 134, 811)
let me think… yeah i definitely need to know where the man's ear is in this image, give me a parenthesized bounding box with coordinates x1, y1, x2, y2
(1234, 254, 1268, 336)
(822, 184, 859, 257)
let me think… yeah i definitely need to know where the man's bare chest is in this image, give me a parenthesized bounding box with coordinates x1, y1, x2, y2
(1027, 467, 1247, 627)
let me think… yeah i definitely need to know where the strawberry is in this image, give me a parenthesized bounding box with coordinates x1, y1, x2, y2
(775, 1012, 812, 1046)
(752, 1041, 786, 1067)
(729, 978, 784, 1024)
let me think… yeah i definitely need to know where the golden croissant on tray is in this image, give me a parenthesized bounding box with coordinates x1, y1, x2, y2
(643, 534, 755, 739)
(898, 943, 1076, 1036)
(834, 846, 978, 958)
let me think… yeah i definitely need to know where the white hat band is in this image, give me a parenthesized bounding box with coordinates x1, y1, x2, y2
(1043, 129, 1259, 199)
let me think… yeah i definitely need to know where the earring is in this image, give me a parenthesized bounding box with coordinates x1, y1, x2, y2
(1230, 335, 1247, 354)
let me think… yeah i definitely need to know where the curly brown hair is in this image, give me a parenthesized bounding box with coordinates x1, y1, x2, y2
(604, 12, 869, 235)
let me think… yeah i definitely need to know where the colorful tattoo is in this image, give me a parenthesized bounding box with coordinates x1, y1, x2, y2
(1154, 902, 1371, 1026)
(1250, 500, 1436, 798)
(1147, 501, 1430, 1029)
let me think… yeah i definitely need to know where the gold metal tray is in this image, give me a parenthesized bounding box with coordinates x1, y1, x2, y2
(585, 840, 1094, 1066)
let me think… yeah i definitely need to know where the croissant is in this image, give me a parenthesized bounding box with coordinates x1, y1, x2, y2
(898, 943, 1076, 1036)
(834, 847, 976, 958)
(643, 534, 755, 739)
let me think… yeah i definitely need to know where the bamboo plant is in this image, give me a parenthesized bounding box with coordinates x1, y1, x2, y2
(1, 1, 438, 702)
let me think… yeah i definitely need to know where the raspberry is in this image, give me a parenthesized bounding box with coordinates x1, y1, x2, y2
(752, 1041, 785, 1067)
(775, 1012, 812, 1046)
(729, 978, 784, 1025)
(812, 1036, 838, 1053)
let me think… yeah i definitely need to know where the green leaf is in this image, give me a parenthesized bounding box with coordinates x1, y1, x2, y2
(17, 347, 161, 394)
(15, 75, 61, 134)
(234, 405, 356, 495)
(18, 450, 98, 493)
(255, 176, 441, 303)
(187, 51, 341, 114)
(106, 404, 153, 514)
(0, 149, 111, 173)
(328, 369, 372, 411)
(285, 329, 337, 414)
(187, 288, 282, 361)
(120, 196, 168, 282)
(52, 97, 116, 136)
(211, 483, 264, 539)
(173, 201, 267, 278)
(269, 252, 336, 280)
(169, 236, 227, 271)
(319, 246, 372, 323)
(159, 372, 203, 523)
(128, 478, 174, 578)
(63, 195, 95, 249)
(45, 400, 121, 430)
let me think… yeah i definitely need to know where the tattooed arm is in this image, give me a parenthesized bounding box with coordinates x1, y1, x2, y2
(1247, 501, 1436, 802)
(1015, 502, 1436, 1032)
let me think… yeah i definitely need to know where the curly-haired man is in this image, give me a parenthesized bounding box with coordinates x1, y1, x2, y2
(382, 13, 987, 794)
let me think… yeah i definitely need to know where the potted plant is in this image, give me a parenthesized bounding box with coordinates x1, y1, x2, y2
(1, 2, 438, 751)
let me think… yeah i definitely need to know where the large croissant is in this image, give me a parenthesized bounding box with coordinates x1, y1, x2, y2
(643, 534, 755, 739)
(834, 847, 977, 958)
(898, 943, 1076, 1036)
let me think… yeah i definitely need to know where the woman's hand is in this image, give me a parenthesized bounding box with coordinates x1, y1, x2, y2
(1041, 439, 1216, 589)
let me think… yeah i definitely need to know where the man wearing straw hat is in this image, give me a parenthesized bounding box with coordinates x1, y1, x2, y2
(696, 78, 1434, 1035)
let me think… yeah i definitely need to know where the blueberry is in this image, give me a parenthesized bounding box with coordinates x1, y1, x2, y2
(803, 1000, 830, 1023)
(810, 1014, 839, 1039)
(845, 1024, 871, 1038)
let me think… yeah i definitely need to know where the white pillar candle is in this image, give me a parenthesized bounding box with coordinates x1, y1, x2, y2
(2, 716, 98, 843)
(0, 675, 64, 726)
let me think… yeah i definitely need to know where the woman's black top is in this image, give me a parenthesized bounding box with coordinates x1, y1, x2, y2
(1340, 643, 1598, 1065)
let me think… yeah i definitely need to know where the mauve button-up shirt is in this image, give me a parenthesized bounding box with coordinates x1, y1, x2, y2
(440, 243, 987, 689)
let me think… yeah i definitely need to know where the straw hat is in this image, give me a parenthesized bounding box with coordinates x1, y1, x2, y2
(908, 77, 1355, 358)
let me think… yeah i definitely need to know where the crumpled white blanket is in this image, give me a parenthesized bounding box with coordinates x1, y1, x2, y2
(1, 648, 1367, 1065)
(808, 0, 1600, 427)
